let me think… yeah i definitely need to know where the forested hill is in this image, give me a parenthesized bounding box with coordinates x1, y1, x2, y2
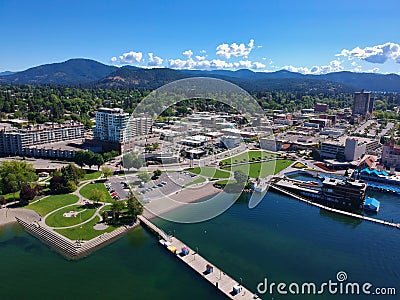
(1, 58, 400, 92)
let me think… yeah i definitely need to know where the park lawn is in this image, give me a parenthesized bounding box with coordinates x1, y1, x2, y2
(183, 177, 207, 187)
(55, 216, 118, 241)
(27, 194, 79, 216)
(83, 170, 102, 181)
(187, 167, 231, 179)
(79, 182, 114, 203)
(225, 159, 294, 178)
(220, 150, 278, 165)
(1, 191, 20, 203)
(45, 204, 97, 228)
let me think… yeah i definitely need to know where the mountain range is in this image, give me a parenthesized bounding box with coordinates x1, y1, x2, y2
(0, 58, 399, 92)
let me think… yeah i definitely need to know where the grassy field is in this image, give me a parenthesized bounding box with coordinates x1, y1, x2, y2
(224, 159, 294, 178)
(28, 194, 79, 216)
(187, 167, 231, 179)
(220, 150, 278, 165)
(82, 170, 102, 181)
(1, 191, 20, 202)
(79, 182, 114, 203)
(55, 216, 117, 241)
(183, 177, 207, 187)
(45, 204, 97, 228)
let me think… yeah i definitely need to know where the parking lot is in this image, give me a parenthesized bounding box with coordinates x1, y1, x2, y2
(106, 176, 131, 200)
(136, 172, 198, 200)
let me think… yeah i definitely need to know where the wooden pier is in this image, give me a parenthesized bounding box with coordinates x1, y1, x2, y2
(138, 216, 257, 299)
(270, 184, 400, 229)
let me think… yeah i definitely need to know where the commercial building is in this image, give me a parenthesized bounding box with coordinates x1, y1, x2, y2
(314, 103, 329, 112)
(220, 136, 241, 149)
(320, 136, 380, 161)
(353, 90, 373, 117)
(381, 142, 400, 170)
(0, 121, 84, 158)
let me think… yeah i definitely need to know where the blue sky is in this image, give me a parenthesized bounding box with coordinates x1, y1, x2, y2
(0, 0, 399, 74)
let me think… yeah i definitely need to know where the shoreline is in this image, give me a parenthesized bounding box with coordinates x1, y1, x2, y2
(0, 208, 40, 227)
(143, 182, 222, 220)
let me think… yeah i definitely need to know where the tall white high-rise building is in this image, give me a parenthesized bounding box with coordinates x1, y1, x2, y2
(94, 108, 152, 143)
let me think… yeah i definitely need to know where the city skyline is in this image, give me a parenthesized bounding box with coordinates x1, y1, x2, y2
(0, 0, 399, 74)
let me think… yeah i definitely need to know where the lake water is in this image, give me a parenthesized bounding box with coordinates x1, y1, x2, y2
(1, 189, 400, 300)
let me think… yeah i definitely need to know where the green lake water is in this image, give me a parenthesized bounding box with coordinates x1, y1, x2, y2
(1, 190, 400, 299)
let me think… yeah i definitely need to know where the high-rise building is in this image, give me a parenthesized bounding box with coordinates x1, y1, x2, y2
(94, 108, 130, 143)
(94, 108, 153, 143)
(353, 90, 372, 117)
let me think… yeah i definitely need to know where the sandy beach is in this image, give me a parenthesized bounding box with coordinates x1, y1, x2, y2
(0, 208, 41, 227)
(143, 182, 222, 219)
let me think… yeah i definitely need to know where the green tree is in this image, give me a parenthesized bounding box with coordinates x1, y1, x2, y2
(234, 170, 248, 184)
(111, 201, 125, 223)
(92, 153, 104, 170)
(153, 169, 162, 178)
(74, 151, 86, 168)
(89, 188, 106, 205)
(0, 161, 38, 200)
(138, 172, 151, 183)
(101, 167, 113, 179)
(126, 193, 143, 220)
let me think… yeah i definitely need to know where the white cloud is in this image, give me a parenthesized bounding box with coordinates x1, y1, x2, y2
(252, 62, 266, 69)
(148, 53, 163, 66)
(283, 60, 344, 75)
(336, 42, 400, 64)
(110, 56, 117, 62)
(182, 50, 193, 58)
(195, 55, 206, 61)
(167, 57, 266, 71)
(200, 49, 207, 54)
(216, 39, 255, 59)
(118, 51, 143, 64)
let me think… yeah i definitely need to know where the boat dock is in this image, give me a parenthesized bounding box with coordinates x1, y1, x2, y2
(138, 216, 257, 299)
(270, 184, 400, 230)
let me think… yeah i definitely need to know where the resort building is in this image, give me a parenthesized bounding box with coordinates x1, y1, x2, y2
(93, 108, 152, 153)
(273, 176, 367, 211)
(0, 121, 84, 158)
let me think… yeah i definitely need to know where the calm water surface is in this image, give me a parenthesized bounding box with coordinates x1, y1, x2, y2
(1, 189, 399, 300)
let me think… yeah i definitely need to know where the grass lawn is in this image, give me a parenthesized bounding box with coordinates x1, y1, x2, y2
(187, 167, 231, 179)
(183, 177, 207, 187)
(79, 182, 114, 203)
(224, 159, 294, 178)
(293, 162, 306, 169)
(55, 216, 118, 241)
(83, 170, 102, 181)
(1, 191, 20, 203)
(27, 194, 79, 216)
(220, 150, 278, 165)
(45, 204, 97, 228)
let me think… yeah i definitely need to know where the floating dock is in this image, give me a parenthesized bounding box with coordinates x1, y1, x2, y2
(138, 215, 257, 299)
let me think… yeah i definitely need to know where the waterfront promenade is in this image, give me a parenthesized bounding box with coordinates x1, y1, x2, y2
(138, 215, 257, 299)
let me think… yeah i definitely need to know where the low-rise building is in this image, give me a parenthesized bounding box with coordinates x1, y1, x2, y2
(220, 136, 241, 149)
